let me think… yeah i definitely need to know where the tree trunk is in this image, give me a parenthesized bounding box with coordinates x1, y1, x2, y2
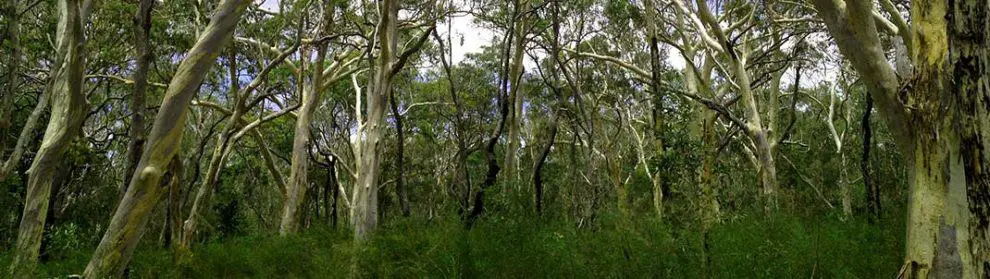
(862, 92, 878, 221)
(162, 157, 182, 249)
(122, 0, 155, 199)
(0, 0, 18, 126)
(818, 0, 979, 276)
(532, 116, 558, 214)
(84, 0, 249, 276)
(0, 0, 21, 135)
(388, 86, 410, 217)
(352, 0, 398, 241)
(181, 53, 242, 248)
(8, 0, 88, 276)
(325, 156, 338, 228)
(733, 58, 778, 211)
(281, 44, 326, 235)
(948, 0, 990, 275)
(502, 0, 529, 185)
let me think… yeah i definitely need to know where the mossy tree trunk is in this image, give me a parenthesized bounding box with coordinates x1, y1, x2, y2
(122, 0, 155, 197)
(8, 0, 89, 276)
(83, 0, 250, 276)
(815, 0, 989, 276)
(281, 43, 327, 235)
(0, 0, 21, 142)
(949, 0, 990, 275)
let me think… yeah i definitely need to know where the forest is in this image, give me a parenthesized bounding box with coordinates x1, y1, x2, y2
(0, 0, 988, 277)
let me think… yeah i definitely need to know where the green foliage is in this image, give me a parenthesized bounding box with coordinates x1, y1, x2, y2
(3, 205, 904, 278)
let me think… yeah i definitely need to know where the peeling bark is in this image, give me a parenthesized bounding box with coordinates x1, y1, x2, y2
(8, 0, 89, 276)
(816, 0, 982, 276)
(352, 0, 398, 241)
(281, 43, 327, 235)
(948, 0, 990, 276)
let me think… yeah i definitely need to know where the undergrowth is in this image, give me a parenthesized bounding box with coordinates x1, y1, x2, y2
(1, 207, 903, 278)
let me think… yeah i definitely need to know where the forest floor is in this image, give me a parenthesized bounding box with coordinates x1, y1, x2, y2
(2, 207, 904, 278)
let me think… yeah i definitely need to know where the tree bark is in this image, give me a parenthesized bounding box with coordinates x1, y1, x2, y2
(862, 92, 878, 221)
(532, 116, 558, 214)
(352, 0, 398, 241)
(502, 0, 530, 184)
(122, 0, 155, 198)
(388, 86, 410, 217)
(815, 0, 977, 276)
(162, 157, 183, 249)
(84, 0, 249, 276)
(948, 0, 990, 276)
(8, 0, 88, 276)
(0, 0, 21, 134)
(281, 44, 327, 235)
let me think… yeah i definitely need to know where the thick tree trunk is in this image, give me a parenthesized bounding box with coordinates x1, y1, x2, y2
(818, 0, 980, 276)
(281, 44, 326, 235)
(948, 0, 990, 276)
(352, 0, 398, 241)
(8, 0, 88, 276)
(902, 133, 969, 278)
(122, 0, 155, 198)
(84, 0, 249, 276)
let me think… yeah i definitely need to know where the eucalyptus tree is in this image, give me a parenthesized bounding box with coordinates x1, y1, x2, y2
(501, 0, 532, 184)
(350, 0, 434, 240)
(8, 0, 90, 276)
(813, 0, 990, 276)
(566, 0, 809, 215)
(280, 1, 362, 235)
(121, 0, 155, 196)
(84, 0, 254, 276)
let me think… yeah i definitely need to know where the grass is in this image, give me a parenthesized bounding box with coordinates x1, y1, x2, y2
(0, 204, 904, 278)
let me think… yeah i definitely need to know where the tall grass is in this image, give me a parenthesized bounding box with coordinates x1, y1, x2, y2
(2, 205, 904, 278)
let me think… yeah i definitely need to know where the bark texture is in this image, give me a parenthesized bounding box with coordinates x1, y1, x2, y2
(502, 0, 530, 184)
(84, 0, 249, 276)
(8, 0, 89, 276)
(281, 44, 327, 235)
(0, 0, 20, 133)
(352, 0, 398, 241)
(949, 0, 990, 276)
(815, 0, 985, 277)
(123, 0, 155, 196)
(532, 116, 558, 214)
